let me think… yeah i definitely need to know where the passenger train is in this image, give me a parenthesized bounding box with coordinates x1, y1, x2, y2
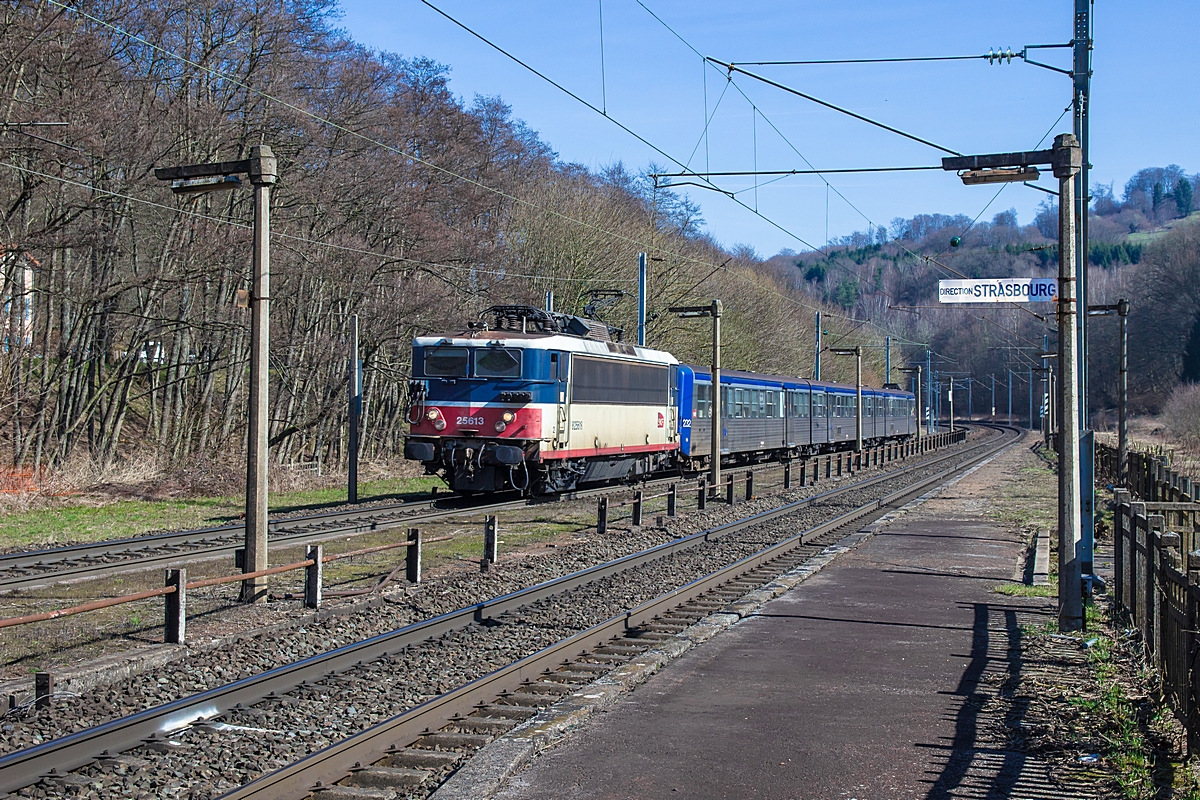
(404, 305, 917, 495)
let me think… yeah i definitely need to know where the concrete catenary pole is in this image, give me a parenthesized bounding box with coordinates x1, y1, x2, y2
(637, 252, 647, 347)
(243, 144, 276, 603)
(1118, 298, 1129, 485)
(854, 347, 863, 453)
(1055, 132, 1084, 632)
(885, 336, 891, 385)
(910, 366, 922, 441)
(711, 299, 722, 490)
(948, 378, 955, 433)
(1028, 366, 1034, 431)
(1007, 370, 1013, 426)
(814, 311, 822, 381)
(926, 350, 932, 432)
(348, 314, 361, 504)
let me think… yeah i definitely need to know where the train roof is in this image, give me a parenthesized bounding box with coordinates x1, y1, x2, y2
(414, 331, 678, 365)
(685, 364, 913, 395)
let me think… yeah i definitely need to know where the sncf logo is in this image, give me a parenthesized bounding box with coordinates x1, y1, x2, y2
(657, 412, 665, 428)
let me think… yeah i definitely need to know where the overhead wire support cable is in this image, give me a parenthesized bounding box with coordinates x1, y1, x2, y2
(42, 0, 729, 287)
(652, 166, 943, 178)
(728, 43, 1074, 69)
(708, 59, 963, 157)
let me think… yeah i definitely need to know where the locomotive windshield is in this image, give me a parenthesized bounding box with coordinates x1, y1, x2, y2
(475, 348, 522, 378)
(424, 347, 469, 377)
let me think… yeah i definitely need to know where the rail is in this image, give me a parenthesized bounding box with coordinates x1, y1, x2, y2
(0, 430, 967, 642)
(0, 425, 1006, 795)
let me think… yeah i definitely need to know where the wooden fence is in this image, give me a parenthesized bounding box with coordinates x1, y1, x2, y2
(1105, 443, 1200, 754)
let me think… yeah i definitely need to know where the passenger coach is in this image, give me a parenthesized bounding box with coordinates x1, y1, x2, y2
(405, 305, 916, 495)
(678, 368, 916, 469)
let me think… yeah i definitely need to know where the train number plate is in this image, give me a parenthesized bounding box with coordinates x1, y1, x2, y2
(457, 416, 485, 426)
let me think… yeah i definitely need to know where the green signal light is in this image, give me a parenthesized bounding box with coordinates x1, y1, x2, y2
(950, 236, 961, 247)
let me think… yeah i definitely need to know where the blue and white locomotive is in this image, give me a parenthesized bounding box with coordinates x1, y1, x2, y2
(404, 305, 917, 495)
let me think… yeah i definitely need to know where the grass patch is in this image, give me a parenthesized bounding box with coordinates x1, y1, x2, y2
(993, 581, 1056, 597)
(0, 475, 443, 549)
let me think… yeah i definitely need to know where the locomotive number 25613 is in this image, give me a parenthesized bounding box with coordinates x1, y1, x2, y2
(457, 415, 485, 426)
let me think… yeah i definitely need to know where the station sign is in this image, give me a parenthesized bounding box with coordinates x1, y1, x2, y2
(937, 278, 1058, 304)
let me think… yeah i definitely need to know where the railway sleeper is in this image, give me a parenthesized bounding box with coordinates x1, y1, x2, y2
(413, 731, 492, 751)
(384, 747, 463, 770)
(515, 680, 574, 696)
(311, 786, 391, 800)
(474, 703, 539, 720)
(446, 715, 521, 735)
(345, 765, 431, 789)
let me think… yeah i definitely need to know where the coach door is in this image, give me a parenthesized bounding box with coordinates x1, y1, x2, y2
(552, 352, 570, 448)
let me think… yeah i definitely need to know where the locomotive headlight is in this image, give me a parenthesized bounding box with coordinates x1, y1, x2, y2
(494, 420, 507, 433)
(433, 418, 446, 431)
(501, 411, 515, 423)
(426, 409, 440, 421)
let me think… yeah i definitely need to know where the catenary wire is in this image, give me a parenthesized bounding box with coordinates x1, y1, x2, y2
(0, 161, 631, 284)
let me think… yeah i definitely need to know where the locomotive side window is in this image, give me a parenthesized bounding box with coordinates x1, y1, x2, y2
(425, 347, 469, 377)
(572, 356, 669, 405)
(475, 348, 522, 378)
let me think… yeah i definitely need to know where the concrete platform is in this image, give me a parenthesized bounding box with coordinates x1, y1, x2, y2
(494, 446, 1079, 800)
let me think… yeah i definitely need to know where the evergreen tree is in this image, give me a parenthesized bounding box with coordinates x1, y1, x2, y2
(1175, 178, 1194, 218)
(1153, 181, 1165, 214)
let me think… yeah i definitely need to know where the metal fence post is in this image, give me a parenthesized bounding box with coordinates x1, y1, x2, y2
(34, 673, 52, 709)
(483, 515, 499, 569)
(825, 455, 831, 479)
(597, 498, 608, 534)
(784, 462, 792, 490)
(667, 483, 677, 517)
(1188, 567, 1200, 757)
(745, 471, 754, 502)
(165, 568, 186, 644)
(633, 491, 644, 527)
(304, 545, 322, 610)
(1114, 489, 1130, 610)
(726, 473, 735, 505)
(406, 528, 422, 584)
(1149, 514, 1165, 656)
(697, 478, 706, 511)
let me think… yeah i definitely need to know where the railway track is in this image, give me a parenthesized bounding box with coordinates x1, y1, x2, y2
(0, 435, 967, 594)
(0, 425, 1015, 798)
(0, 478, 687, 593)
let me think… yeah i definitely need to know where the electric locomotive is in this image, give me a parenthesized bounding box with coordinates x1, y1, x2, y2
(405, 306, 678, 495)
(404, 305, 917, 495)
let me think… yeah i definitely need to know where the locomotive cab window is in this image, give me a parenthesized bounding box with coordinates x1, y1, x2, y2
(425, 347, 469, 377)
(475, 348, 522, 378)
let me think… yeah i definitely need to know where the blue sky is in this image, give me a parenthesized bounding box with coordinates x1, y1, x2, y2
(336, 1, 1195, 257)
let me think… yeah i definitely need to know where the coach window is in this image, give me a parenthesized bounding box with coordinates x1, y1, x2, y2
(695, 383, 711, 419)
(425, 347, 469, 377)
(766, 390, 776, 418)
